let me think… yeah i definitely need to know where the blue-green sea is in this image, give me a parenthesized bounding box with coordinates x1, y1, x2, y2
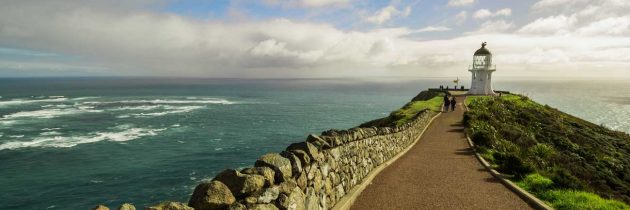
(1, 78, 629, 210)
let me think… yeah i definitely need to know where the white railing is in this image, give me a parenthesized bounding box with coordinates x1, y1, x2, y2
(469, 64, 496, 70)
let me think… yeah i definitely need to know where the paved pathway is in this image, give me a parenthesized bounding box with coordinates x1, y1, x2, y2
(351, 96, 533, 210)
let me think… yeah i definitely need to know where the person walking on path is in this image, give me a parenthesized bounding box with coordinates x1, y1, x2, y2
(450, 97, 457, 111)
(443, 95, 450, 112)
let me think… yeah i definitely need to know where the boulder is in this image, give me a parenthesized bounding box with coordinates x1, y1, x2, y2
(304, 188, 318, 210)
(255, 153, 292, 182)
(241, 167, 276, 187)
(250, 204, 279, 210)
(256, 186, 280, 203)
(213, 169, 266, 197)
(117, 203, 136, 210)
(146, 202, 193, 210)
(280, 151, 302, 178)
(306, 134, 331, 150)
(291, 150, 311, 166)
(92, 205, 109, 210)
(228, 202, 246, 210)
(278, 180, 298, 194)
(189, 180, 236, 210)
(277, 187, 305, 210)
(286, 142, 320, 161)
(296, 172, 307, 190)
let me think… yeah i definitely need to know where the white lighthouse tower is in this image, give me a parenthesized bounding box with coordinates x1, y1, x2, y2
(467, 42, 496, 95)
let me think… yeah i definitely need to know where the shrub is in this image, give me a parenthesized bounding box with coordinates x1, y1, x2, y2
(527, 143, 556, 169)
(469, 120, 497, 147)
(549, 168, 584, 190)
(493, 152, 533, 179)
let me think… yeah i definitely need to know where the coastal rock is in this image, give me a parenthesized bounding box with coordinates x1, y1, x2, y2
(278, 187, 305, 210)
(296, 171, 308, 190)
(241, 167, 276, 187)
(291, 150, 311, 166)
(189, 180, 236, 210)
(146, 202, 193, 210)
(255, 153, 293, 182)
(92, 205, 110, 210)
(228, 202, 246, 210)
(213, 169, 265, 197)
(256, 186, 280, 203)
(306, 134, 331, 150)
(249, 204, 279, 210)
(304, 188, 318, 210)
(117, 203, 136, 210)
(280, 151, 303, 178)
(286, 142, 320, 161)
(278, 180, 298, 194)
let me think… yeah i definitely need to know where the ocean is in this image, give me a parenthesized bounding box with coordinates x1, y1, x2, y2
(0, 77, 628, 210)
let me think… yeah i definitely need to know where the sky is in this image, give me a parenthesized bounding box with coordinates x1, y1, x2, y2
(0, 0, 629, 78)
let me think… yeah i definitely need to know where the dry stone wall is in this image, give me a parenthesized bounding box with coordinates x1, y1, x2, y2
(186, 110, 436, 210)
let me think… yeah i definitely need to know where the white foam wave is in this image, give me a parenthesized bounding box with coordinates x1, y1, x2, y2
(0, 98, 68, 107)
(40, 131, 62, 136)
(0, 127, 166, 150)
(109, 105, 163, 111)
(131, 106, 203, 117)
(83, 98, 236, 105)
(2, 108, 102, 120)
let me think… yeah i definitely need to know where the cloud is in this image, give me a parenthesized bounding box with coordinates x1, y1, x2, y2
(264, 0, 352, 7)
(1, 0, 630, 79)
(448, 0, 475, 7)
(455, 11, 468, 24)
(366, 5, 412, 25)
(518, 15, 577, 34)
(416, 26, 452, 32)
(471, 20, 515, 33)
(473, 8, 512, 19)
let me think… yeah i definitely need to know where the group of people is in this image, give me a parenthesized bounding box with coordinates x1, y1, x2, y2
(443, 95, 457, 112)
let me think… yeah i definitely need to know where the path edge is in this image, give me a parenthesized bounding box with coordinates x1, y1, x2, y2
(463, 97, 554, 210)
(331, 111, 442, 210)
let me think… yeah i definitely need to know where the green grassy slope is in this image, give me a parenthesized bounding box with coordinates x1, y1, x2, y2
(360, 90, 445, 127)
(464, 95, 630, 209)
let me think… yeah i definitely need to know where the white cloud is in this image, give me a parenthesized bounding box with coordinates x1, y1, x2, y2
(366, 5, 412, 25)
(264, 0, 352, 7)
(448, 0, 475, 7)
(518, 15, 578, 34)
(1, 0, 630, 78)
(416, 26, 452, 32)
(473, 8, 512, 19)
(455, 11, 468, 24)
(532, 0, 575, 10)
(472, 20, 515, 33)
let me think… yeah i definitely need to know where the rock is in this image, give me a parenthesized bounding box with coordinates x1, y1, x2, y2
(256, 186, 280, 203)
(213, 169, 266, 197)
(250, 204, 279, 210)
(291, 150, 311, 166)
(92, 205, 110, 210)
(324, 178, 333, 195)
(277, 187, 305, 210)
(278, 180, 298, 194)
(241, 167, 276, 187)
(306, 134, 331, 150)
(280, 151, 302, 178)
(304, 188, 318, 210)
(286, 142, 320, 162)
(146, 202, 193, 210)
(118, 203, 136, 210)
(296, 171, 307, 190)
(228, 202, 246, 210)
(255, 153, 292, 182)
(189, 180, 236, 210)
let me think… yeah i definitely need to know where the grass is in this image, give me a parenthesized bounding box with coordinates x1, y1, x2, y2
(464, 94, 630, 207)
(360, 90, 444, 127)
(391, 95, 443, 126)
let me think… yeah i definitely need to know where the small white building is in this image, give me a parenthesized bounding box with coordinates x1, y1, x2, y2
(467, 42, 496, 95)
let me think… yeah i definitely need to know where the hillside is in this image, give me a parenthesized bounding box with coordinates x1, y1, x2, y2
(464, 95, 630, 209)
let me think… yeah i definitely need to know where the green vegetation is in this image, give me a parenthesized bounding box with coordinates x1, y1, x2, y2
(361, 90, 445, 127)
(464, 94, 630, 209)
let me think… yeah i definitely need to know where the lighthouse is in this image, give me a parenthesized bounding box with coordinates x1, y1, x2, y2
(467, 42, 496, 95)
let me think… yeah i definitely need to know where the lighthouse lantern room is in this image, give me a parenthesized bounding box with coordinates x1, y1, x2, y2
(467, 42, 496, 95)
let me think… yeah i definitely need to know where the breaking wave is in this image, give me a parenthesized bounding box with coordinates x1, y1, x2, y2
(0, 126, 167, 150)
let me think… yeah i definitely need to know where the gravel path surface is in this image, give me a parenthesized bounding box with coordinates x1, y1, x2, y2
(350, 96, 533, 210)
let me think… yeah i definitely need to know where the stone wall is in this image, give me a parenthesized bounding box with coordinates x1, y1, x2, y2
(184, 109, 437, 210)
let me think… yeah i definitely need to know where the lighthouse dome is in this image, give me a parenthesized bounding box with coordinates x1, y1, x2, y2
(474, 42, 491, 55)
